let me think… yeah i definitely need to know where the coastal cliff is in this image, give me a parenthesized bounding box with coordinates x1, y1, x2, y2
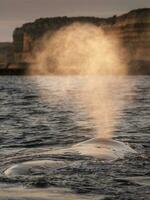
(2, 8, 150, 74)
(0, 43, 14, 68)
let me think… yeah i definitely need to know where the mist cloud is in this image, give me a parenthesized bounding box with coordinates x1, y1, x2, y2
(29, 23, 134, 138)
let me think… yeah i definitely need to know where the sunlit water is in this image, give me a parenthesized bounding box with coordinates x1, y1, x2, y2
(0, 76, 149, 200)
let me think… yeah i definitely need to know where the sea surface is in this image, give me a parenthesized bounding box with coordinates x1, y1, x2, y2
(0, 76, 149, 200)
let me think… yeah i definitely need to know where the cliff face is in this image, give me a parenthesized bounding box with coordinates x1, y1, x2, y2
(13, 8, 150, 74)
(13, 16, 105, 63)
(111, 9, 150, 60)
(103, 9, 150, 74)
(0, 43, 14, 68)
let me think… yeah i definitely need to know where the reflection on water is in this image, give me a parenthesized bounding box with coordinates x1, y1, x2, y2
(0, 76, 149, 200)
(0, 187, 105, 200)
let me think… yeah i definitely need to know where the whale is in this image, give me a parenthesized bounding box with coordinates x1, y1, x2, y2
(4, 160, 66, 177)
(4, 138, 136, 177)
(70, 138, 136, 161)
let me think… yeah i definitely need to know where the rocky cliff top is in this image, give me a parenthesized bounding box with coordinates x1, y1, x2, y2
(13, 8, 150, 39)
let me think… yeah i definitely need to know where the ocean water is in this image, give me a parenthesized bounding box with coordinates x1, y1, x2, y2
(0, 76, 149, 200)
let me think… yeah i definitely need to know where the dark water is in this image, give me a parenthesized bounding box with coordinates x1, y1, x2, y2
(0, 76, 149, 200)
